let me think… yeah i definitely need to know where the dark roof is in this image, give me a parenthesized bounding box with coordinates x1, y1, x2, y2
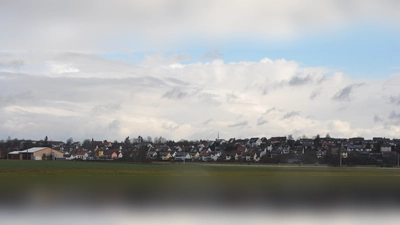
(103, 150, 118, 155)
(159, 152, 170, 156)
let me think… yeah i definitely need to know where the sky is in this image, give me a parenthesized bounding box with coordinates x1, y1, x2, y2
(1, 0, 400, 142)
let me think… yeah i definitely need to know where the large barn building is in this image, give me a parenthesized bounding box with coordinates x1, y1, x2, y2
(7, 147, 63, 160)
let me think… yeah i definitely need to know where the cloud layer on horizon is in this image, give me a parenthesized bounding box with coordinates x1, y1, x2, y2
(1, 51, 400, 141)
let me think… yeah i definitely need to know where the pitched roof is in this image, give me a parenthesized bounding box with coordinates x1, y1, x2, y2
(104, 150, 118, 155)
(19, 147, 48, 153)
(8, 150, 21, 155)
(237, 146, 246, 152)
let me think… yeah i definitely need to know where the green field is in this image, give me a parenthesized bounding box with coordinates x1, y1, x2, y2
(2, 160, 400, 205)
(1, 160, 400, 177)
(2, 160, 400, 189)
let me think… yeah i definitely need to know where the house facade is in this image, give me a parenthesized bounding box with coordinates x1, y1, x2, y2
(7, 147, 63, 160)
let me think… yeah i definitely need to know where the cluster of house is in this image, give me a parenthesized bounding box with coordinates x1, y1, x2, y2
(147, 136, 400, 162)
(4, 136, 400, 162)
(60, 141, 124, 161)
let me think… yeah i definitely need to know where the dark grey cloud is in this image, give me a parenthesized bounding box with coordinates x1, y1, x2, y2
(202, 119, 213, 125)
(108, 119, 121, 130)
(309, 89, 321, 100)
(226, 93, 238, 102)
(0, 72, 166, 106)
(261, 86, 268, 95)
(332, 83, 364, 101)
(389, 111, 400, 120)
(0, 91, 34, 107)
(162, 86, 205, 100)
(228, 121, 248, 128)
(165, 77, 188, 85)
(200, 50, 224, 61)
(0, 60, 24, 71)
(388, 111, 400, 125)
(373, 115, 385, 123)
(288, 76, 312, 86)
(198, 92, 220, 105)
(162, 88, 188, 99)
(389, 95, 400, 105)
(91, 104, 121, 116)
(265, 107, 277, 114)
(282, 111, 300, 120)
(257, 118, 268, 126)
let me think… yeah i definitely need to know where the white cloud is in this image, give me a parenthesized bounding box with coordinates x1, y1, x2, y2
(1, 52, 400, 141)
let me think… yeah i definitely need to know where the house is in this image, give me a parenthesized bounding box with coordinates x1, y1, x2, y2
(333, 138, 347, 146)
(50, 141, 65, 149)
(270, 137, 287, 144)
(278, 146, 290, 154)
(72, 142, 81, 148)
(223, 152, 233, 161)
(95, 147, 104, 158)
(75, 151, 88, 160)
(349, 137, 364, 145)
(259, 149, 267, 158)
(200, 152, 212, 161)
(300, 139, 314, 148)
(159, 152, 172, 161)
(253, 152, 261, 162)
(7, 151, 22, 160)
(373, 137, 390, 143)
(237, 146, 247, 152)
(291, 146, 303, 155)
(241, 152, 255, 161)
(228, 138, 236, 144)
(174, 152, 191, 161)
(103, 150, 119, 159)
(234, 152, 242, 161)
(156, 145, 171, 152)
(347, 144, 363, 152)
(147, 151, 158, 160)
(189, 152, 200, 160)
(210, 152, 221, 161)
(247, 138, 262, 147)
(380, 143, 392, 152)
(7, 147, 63, 160)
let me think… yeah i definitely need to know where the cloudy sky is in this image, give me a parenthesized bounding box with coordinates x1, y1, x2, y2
(1, 0, 400, 142)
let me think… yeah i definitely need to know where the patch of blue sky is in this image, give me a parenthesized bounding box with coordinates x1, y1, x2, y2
(97, 24, 400, 80)
(218, 25, 400, 79)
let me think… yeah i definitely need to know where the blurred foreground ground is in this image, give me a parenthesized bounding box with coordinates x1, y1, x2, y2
(1, 161, 400, 224)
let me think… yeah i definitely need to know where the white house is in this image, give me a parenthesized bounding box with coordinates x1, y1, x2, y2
(247, 138, 262, 147)
(380, 144, 392, 152)
(75, 151, 88, 160)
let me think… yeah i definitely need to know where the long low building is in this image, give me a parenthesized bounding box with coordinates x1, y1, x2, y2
(7, 147, 63, 160)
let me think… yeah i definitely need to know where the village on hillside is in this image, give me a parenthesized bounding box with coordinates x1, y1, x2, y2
(1, 135, 400, 166)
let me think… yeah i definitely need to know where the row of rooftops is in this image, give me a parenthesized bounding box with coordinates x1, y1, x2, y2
(4, 136, 400, 156)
